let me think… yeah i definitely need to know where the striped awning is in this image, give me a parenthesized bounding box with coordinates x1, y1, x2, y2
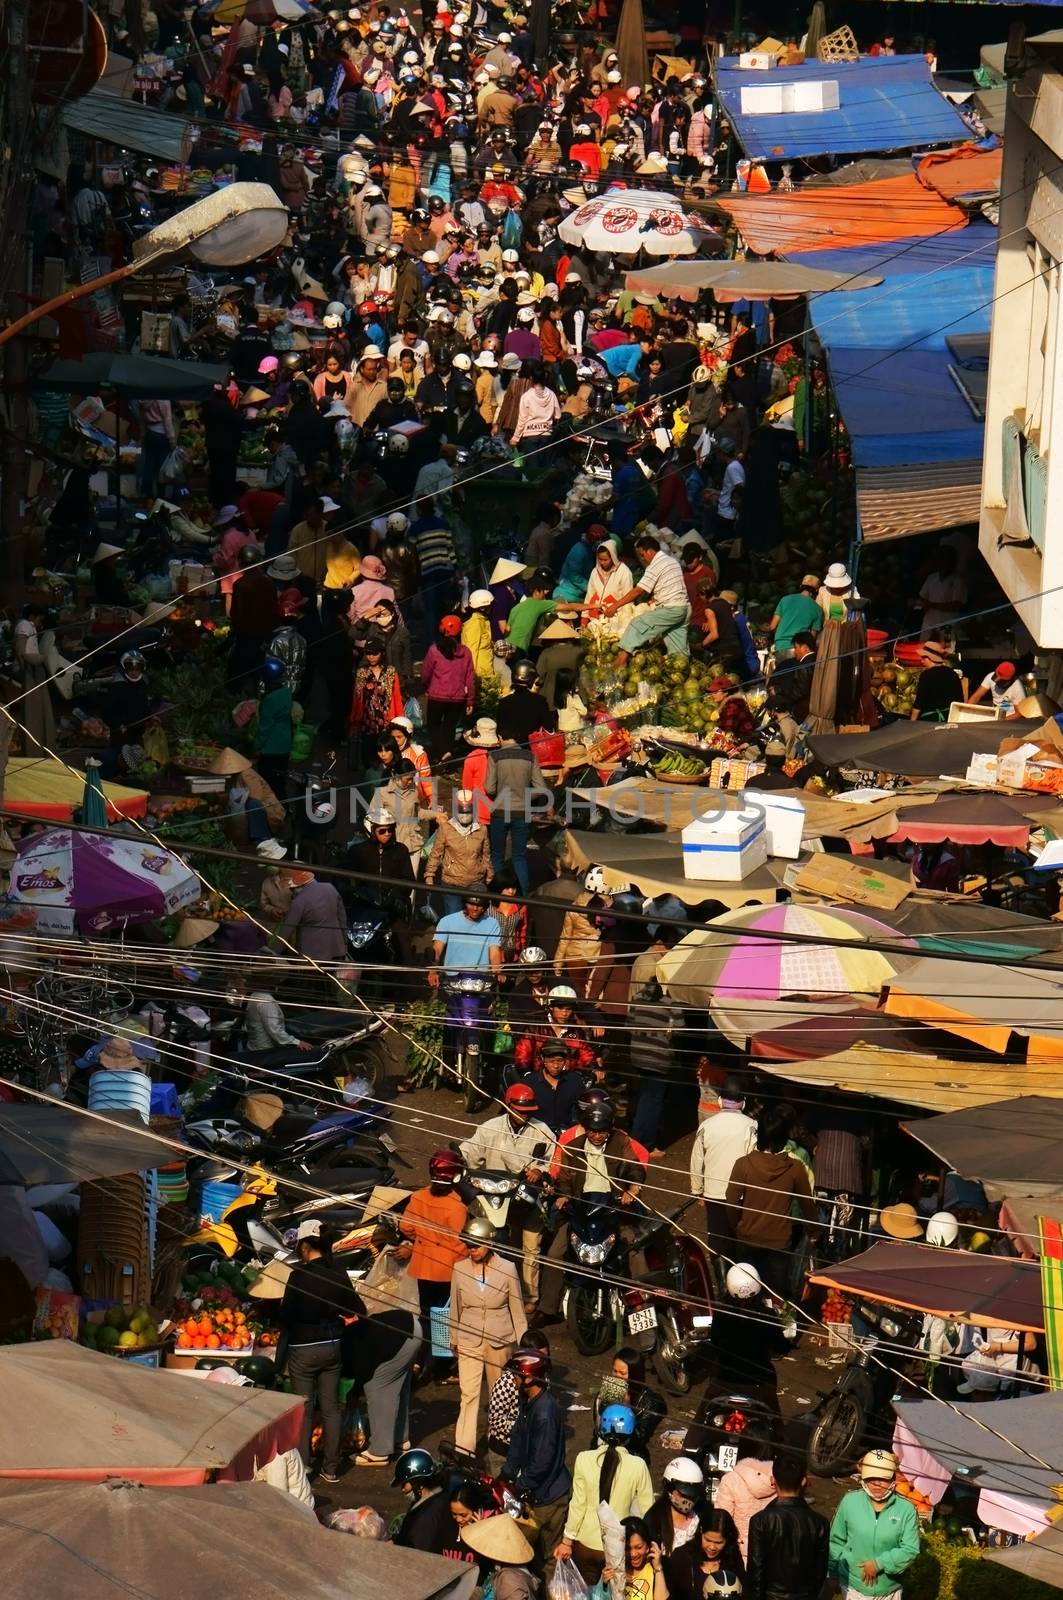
(61, 91, 196, 164)
(857, 460, 983, 542)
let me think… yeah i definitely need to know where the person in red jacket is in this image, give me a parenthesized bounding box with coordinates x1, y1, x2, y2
(513, 985, 597, 1077)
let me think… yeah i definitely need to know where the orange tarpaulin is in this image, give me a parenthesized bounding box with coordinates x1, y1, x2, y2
(917, 144, 1002, 202)
(715, 173, 968, 257)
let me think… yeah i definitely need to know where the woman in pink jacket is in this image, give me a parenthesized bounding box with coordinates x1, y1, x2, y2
(713, 1450, 776, 1561)
(421, 614, 475, 762)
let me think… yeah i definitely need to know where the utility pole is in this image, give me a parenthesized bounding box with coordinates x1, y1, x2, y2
(0, 0, 34, 606)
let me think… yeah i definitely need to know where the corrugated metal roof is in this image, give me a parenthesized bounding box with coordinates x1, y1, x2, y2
(856, 461, 982, 542)
(61, 91, 195, 163)
(714, 53, 971, 161)
(807, 264, 993, 351)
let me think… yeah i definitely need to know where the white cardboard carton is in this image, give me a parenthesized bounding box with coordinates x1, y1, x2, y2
(740, 77, 840, 115)
(740, 84, 786, 115)
(682, 803, 769, 882)
(791, 78, 840, 112)
(741, 789, 805, 859)
(740, 50, 778, 69)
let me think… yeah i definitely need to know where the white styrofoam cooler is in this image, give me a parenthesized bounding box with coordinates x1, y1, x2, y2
(682, 803, 769, 882)
(741, 789, 805, 859)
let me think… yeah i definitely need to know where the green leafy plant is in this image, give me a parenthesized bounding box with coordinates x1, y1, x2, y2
(400, 995, 446, 1088)
(904, 1530, 1058, 1600)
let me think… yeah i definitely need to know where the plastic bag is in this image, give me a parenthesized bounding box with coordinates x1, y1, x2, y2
(158, 446, 187, 486)
(549, 1558, 589, 1600)
(403, 696, 424, 730)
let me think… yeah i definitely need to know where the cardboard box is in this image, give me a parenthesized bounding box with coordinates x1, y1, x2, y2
(792, 77, 840, 111)
(965, 753, 999, 786)
(742, 789, 805, 859)
(792, 853, 911, 909)
(740, 77, 839, 114)
(682, 803, 768, 882)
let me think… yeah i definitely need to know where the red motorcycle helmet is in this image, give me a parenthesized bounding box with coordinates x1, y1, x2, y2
(438, 614, 462, 638)
(428, 1149, 465, 1185)
(505, 1350, 550, 1384)
(505, 1082, 539, 1113)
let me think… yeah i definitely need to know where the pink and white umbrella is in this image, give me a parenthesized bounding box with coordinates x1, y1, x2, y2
(558, 188, 721, 257)
(10, 829, 200, 935)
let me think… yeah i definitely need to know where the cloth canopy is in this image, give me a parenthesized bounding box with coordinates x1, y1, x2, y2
(888, 792, 1034, 847)
(807, 718, 1042, 776)
(902, 1097, 1063, 1194)
(61, 90, 196, 164)
(750, 1007, 930, 1060)
(622, 260, 884, 303)
(807, 263, 993, 355)
(884, 957, 1063, 1059)
(893, 1395, 1063, 1538)
(0, 1479, 477, 1600)
(795, 218, 998, 278)
(987, 1526, 1063, 1590)
(714, 55, 970, 161)
(562, 830, 786, 904)
(573, 779, 935, 843)
(0, 1341, 302, 1482)
(1000, 1196, 1063, 1257)
(917, 144, 1003, 201)
(0, 1105, 176, 1185)
(883, 897, 1063, 961)
(36, 353, 229, 400)
(809, 1240, 1044, 1330)
(1, 756, 147, 822)
(823, 346, 985, 469)
(748, 1041, 1063, 1113)
(715, 174, 967, 256)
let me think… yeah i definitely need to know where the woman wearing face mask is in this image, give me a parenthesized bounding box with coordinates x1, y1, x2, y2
(593, 1347, 665, 1463)
(828, 1450, 919, 1600)
(642, 1458, 705, 1561)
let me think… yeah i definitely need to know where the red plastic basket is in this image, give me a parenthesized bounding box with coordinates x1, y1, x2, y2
(530, 729, 566, 767)
(866, 628, 890, 651)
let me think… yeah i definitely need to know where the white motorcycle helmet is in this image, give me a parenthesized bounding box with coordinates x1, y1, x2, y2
(519, 946, 548, 966)
(386, 512, 410, 536)
(386, 432, 410, 456)
(323, 301, 347, 329)
(663, 1458, 704, 1493)
(925, 1210, 959, 1248)
(366, 807, 397, 832)
(725, 1263, 763, 1300)
(549, 985, 578, 1001)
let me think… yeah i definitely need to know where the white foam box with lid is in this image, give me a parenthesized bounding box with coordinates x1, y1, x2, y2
(740, 788, 805, 859)
(740, 77, 839, 115)
(739, 50, 778, 68)
(681, 802, 769, 882)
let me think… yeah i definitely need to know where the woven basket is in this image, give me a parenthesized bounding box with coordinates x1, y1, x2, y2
(817, 25, 859, 61)
(653, 768, 711, 785)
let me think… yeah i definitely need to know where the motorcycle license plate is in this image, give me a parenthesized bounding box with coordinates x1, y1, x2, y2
(627, 1306, 658, 1335)
(716, 1444, 739, 1473)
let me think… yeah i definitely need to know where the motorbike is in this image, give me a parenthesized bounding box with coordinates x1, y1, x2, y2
(443, 974, 498, 1111)
(465, 1148, 553, 1234)
(558, 1195, 632, 1357)
(621, 1201, 715, 1395)
(684, 1390, 785, 1503)
(289, 753, 341, 864)
(806, 1299, 924, 1476)
(189, 1120, 400, 1210)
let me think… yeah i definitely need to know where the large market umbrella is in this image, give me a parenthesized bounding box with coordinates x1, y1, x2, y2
(623, 259, 885, 302)
(558, 190, 722, 257)
(80, 758, 107, 828)
(893, 1393, 1063, 1536)
(807, 718, 1042, 777)
(616, 0, 649, 95)
(0, 1105, 175, 1185)
(749, 1006, 930, 1061)
(0, 1341, 302, 1482)
(754, 1041, 1063, 1114)
(1, 756, 147, 822)
(809, 1241, 1045, 1331)
(35, 351, 229, 401)
(884, 898, 1063, 962)
(658, 903, 913, 1040)
(9, 826, 199, 934)
(901, 1097, 1063, 1195)
(0, 1478, 478, 1600)
(888, 791, 1038, 848)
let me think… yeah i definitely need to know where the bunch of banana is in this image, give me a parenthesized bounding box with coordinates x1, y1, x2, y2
(653, 751, 708, 777)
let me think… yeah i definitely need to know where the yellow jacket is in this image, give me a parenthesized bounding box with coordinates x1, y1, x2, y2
(324, 539, 361, 590)
(563, 1446, 654, 1549)
(462, 612, 495, 681)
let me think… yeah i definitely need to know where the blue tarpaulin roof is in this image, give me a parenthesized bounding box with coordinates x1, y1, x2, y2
(824, 347, 984, 467)
(797, 218, 998, 279)
(807, 263, 993, 352)
(715, 54, 971, 160)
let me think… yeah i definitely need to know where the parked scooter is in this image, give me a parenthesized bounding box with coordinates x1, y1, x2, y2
(621, 1201, 715, 1395)
(806, 1299, 923, 1475)
(684, 1391, 784, 1504)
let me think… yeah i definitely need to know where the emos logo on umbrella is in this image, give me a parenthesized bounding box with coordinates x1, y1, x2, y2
(648, 209, 683, 235)
(138, 852, 173, 876)
(601, 205, 638, 234)
(15, 869, 64, 894)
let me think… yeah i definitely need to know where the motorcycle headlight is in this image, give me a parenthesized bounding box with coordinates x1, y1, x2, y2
(574, 1234, 615, 1266)
(880, 1317, 901, 1339)
(347, 921, 378, 949)
(476, 1177, 515, 1195)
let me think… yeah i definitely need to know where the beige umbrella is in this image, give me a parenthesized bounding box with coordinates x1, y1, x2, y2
(623, 260, 885, 302)
(616, 0, 649, 95)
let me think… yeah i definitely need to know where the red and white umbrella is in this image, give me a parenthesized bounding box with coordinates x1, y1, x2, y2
(558, 188, 720, 257)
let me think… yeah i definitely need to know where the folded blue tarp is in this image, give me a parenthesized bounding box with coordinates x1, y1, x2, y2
(715, 54, 970, 161)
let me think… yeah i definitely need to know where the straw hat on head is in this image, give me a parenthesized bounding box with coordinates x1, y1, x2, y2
(92, 542, 123, 564)
(489, 555, 529, 585)
(879, 1202, 924, 1240)
(240, 385, 271, 406)
(99, 1037, 142, 1071)
(173, 917, 219, 950)
(460, 1517, 534, 1566)
(210, 747, 253, 776)
(538, 619, 580, 643)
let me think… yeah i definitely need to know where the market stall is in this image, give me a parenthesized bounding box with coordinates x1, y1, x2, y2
(9, 827, 199, 935)
(902, 1097, 1063, 1199)
(809, 1242, 1044, 1333)
(1, 757, 148, 822)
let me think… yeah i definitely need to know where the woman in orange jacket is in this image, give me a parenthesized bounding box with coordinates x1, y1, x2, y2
(400, 1149, 468, 1379)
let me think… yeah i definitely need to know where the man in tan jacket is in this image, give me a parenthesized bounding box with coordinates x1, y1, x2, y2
(424, 789, 492, 914)
(449, 1218, 527, 1459)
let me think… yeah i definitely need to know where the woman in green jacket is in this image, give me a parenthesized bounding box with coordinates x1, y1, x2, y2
(255, 656, 294, 798)
(828, 1450, 920, 1599)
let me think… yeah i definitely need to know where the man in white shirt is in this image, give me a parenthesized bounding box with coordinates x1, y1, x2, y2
(244, 986, 315, 1054)
(606, 533, 693, 666)
(969, 660, 1025, 718)
(690, 1078, 757, 1257)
